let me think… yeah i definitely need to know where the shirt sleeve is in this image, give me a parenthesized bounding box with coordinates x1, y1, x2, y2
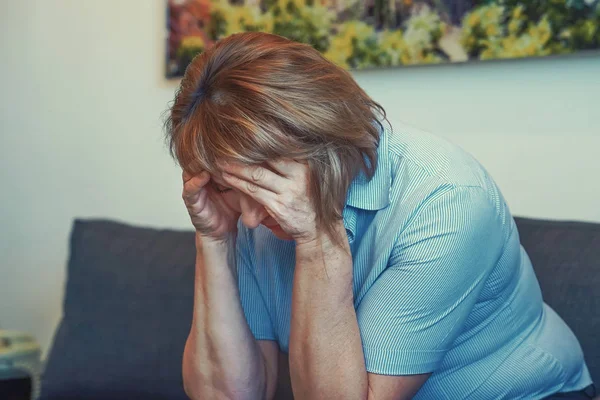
(235, 225, 277, 342)
(356, 185, 506, 375)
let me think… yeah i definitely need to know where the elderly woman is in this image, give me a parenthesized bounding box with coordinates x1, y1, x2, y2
(165, 32, 594, 400)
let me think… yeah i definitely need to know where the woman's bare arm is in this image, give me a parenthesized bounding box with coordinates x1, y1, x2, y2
(182, 234, 279, 400)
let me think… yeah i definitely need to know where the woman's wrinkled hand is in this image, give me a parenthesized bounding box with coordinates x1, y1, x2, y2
(220, 160, 319, 244)
(182, 170, 240, 242)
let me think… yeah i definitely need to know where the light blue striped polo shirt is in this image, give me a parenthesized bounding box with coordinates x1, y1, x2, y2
(235, 121, 592, 399)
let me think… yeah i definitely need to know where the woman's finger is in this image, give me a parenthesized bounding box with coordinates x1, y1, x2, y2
(182, 169, 208, 183)
(222, 163, 285, 193)
(222, 171, 276, 206)
(182, 172, 210, 201)
(186, 186, 209, 214)
(266, 159, 304, 178)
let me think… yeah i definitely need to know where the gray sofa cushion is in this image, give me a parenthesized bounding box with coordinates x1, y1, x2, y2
(40, 219, 196, 399)
(514, 217, 600, 385)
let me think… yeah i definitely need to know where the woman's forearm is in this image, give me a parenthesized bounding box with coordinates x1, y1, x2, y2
(183, 233, 268, 400)
(289, 226, 368, 399)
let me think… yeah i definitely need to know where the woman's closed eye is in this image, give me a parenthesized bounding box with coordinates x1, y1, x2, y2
(214, 183, 232, 193)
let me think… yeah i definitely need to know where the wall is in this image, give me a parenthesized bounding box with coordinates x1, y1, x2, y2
(1, 0, 599, 356)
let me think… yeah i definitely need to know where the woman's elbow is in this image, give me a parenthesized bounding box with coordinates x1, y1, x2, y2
(182, 356, 203, 400)
(182, 359, 264, 400)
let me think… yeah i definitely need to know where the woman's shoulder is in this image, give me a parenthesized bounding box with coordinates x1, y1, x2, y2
(385, 120, 489, 189)
(380, 121, 512, 242)
(383, 120, 508, 213)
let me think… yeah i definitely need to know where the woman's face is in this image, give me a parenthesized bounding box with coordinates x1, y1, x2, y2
(211, 174, 294, 240)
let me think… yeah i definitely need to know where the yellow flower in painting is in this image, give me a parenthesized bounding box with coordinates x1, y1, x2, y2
(177, 35, 205, 62)
(180, 36, 205, 49)
(226, 10, 244, 34)
(272, 0, 316, 24)
(483, 5, 503, 22)
(324, 21, 384, 69)
(582, 20, 598, 41)
(379, 30, 407, 66)
(527, 17, 552, 45)
(263, 14, 274, 33)
(502, 35, 517, 49)
(460, 2, 559, 59)
(508, 21, 519, 35)
(512, 5, 524, 20)
(536, 17, 552, 43)
(339, 20, 375, 42)
(464, 36, 475, 48)
(324, 23, 363, 68)
(486, 24, 500, 36)
(423, 53, 442, 63)
(466, 13, 480, 27)
(388, 5, 444, 65)
(480, 48, 493, 59)
(210, 0, 274, 37)
(324, 34, 352, 68)
(462, 4, 505, 51)
(380, 30, 405, 51)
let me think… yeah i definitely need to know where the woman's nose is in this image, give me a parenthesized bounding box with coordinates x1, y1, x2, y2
(239, 195, 267, 229)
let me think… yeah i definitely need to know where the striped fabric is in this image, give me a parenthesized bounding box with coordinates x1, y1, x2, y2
(235, 121, 592, 399)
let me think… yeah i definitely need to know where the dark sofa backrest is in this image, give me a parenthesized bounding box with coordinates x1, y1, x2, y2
(514, 217, 600, 385)
(41, 220, 197, 399)
(41, 217, 599, 399)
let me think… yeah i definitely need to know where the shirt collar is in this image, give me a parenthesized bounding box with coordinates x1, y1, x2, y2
(344, 125, 391, 211)
(342, 126, 391, 244)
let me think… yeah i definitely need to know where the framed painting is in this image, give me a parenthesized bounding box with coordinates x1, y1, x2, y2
(166, 0, 600, 77)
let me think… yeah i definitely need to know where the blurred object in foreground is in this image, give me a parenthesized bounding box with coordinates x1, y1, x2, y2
(0, 331, 41, 400)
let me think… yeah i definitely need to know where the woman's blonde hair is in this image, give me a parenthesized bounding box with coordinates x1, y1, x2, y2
(165, 32, 387, 241)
